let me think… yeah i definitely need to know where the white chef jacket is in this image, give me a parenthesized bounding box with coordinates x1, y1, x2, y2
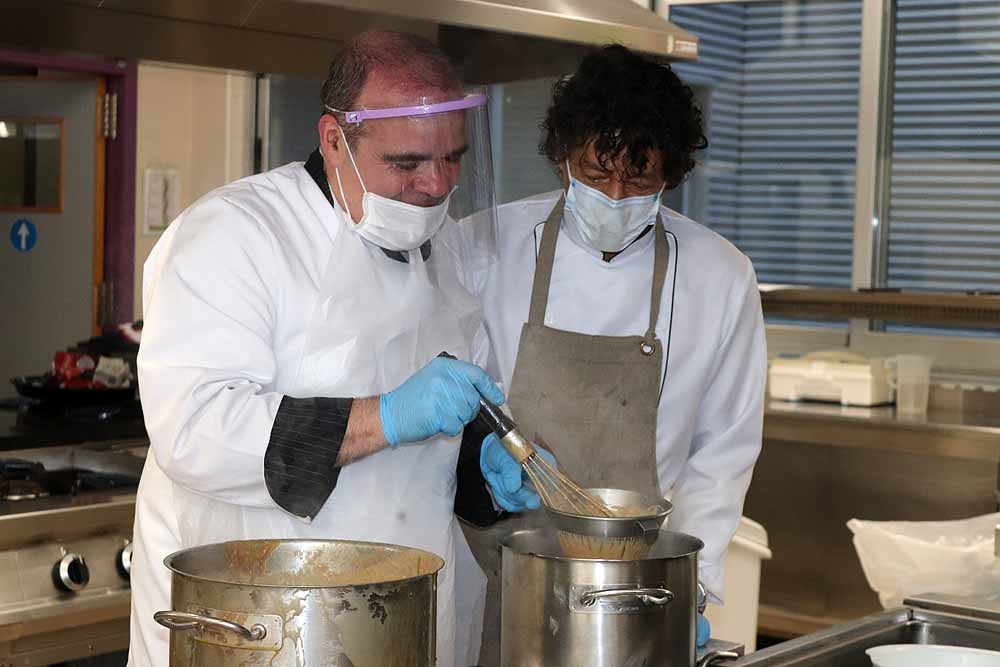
(480, 190, 766, 601)
(128, 158, 488, 667)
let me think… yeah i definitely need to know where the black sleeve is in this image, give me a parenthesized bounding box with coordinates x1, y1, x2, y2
(454, 417, 506, 528)
(263, 396, 353, 520)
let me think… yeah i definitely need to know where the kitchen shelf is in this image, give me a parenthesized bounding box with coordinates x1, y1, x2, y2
(759, 287, 1000, 326)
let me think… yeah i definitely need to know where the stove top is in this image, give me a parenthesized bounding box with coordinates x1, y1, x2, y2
(0, 441, 143, 664)
(0, 442, 146, 517)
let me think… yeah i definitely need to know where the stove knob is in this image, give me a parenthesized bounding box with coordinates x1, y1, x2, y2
(116, 543, 133, 581)
(52, 553, 90, 593)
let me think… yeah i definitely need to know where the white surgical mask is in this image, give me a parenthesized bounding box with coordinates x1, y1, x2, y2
(333, 129, 452, 252)
(563, 160, 664, 253)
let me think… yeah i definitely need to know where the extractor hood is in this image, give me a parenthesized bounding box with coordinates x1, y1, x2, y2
(303, 0, 699, 59)
(3, 0, 697, 81)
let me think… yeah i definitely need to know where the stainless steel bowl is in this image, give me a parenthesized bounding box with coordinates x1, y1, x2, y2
(545, 487, 672, 544)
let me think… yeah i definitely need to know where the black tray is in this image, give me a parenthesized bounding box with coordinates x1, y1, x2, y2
(11, 375, 136, 406)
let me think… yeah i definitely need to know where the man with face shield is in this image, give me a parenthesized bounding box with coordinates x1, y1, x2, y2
(129, 31, 515, 667)
(457, 45, 768, 665)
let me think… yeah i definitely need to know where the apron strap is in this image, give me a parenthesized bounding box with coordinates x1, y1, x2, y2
(645, 216, 669, 344)
(529, 197, 671, 345)
(526, 197, 566, 326)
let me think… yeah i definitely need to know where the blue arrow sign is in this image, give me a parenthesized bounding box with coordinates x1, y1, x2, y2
(10, 219, 37, 253)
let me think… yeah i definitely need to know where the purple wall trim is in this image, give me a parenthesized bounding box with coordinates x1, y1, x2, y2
(0, 49, 125, 77)
(0, 49, 137, 324)
(106, 61, 137, 323)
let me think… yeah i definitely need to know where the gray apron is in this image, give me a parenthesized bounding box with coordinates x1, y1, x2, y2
(463, 197, 669, 666)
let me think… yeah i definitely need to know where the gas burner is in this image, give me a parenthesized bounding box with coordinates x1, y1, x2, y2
(1, 480, 50, 501)
(0, 459, 48, 501)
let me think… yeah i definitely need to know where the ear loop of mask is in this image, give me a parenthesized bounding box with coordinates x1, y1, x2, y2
(333, 125, 367, 222)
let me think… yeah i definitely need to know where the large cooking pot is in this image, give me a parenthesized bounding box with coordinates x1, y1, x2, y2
(154, 539, 443, 666)
(501, 527, 703, 667)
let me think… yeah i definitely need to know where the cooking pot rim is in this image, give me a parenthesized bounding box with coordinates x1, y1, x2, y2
(546, 488, 673, 524)
(162, 538, 445, 589)
(500, 528, 704, 562)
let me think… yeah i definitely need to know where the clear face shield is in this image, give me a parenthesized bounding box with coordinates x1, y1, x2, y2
(327, 87, 498, 275)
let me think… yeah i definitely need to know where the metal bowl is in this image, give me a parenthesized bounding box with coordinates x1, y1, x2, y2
(544, 487, 672, 544)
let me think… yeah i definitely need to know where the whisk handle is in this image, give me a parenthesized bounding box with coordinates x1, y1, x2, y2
(475, 395, 516, 438)
(437, 351, 516, 438)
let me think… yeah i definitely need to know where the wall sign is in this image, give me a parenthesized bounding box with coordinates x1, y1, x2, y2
(9, 218, 37, 253)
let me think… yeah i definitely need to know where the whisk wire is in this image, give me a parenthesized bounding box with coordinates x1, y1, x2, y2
(522, 453, 613, 517)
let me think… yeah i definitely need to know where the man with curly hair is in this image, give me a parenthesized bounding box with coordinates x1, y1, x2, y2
(460, 44, 767, 665)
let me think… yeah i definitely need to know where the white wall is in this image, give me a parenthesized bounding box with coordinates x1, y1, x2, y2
(133, 61, 255, 315)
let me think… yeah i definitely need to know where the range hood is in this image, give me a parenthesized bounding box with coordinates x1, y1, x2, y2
(4, 0, 697, 81)
(307, 0, 699, 59)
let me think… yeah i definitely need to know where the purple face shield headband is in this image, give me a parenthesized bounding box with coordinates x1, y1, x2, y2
(325, 93, 487, 124)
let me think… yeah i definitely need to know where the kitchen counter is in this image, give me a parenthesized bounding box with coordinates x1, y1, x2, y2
(699, 639, 746, 665)
(764, 400, 1000, 462)
(715, 595, 1000, 666)
(0, 398, 148, 452)
(751, 397, 1000, 639)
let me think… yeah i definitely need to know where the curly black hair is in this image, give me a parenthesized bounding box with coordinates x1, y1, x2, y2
(540, 45, 707, 190)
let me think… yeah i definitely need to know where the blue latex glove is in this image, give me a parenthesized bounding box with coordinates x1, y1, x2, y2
(480, 433, 556, 512)
(380, 357, 505, 447)
(697, 613, 711, 648)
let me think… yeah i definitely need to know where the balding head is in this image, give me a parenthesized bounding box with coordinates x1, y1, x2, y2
(321, 31, 463, 143)
(316, 31, 470, 224)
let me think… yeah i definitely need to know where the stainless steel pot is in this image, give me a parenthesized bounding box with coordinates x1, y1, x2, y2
(501, 527, 703, 667)
(154, 539, 443, 666)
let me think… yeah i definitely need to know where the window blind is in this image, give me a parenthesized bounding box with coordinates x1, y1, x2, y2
(671, 0, 863, 287)
(887, 0, 1000, 292)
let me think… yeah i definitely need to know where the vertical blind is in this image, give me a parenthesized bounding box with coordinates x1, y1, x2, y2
(887, 0, 1000, 292)
(671, 0, 863, 287)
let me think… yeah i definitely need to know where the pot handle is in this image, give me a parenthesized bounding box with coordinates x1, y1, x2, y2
(698, 650, 742, 666)
(580, 587, 674, 607)
(154, 610, 267, 641)
(636, 518, 662, 543)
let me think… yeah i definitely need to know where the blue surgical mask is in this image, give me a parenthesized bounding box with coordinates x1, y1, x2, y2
(564, 160, 664, 252)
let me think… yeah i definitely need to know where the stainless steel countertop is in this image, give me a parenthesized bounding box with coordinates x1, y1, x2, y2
(714, 595, 1000, 666)
(698, 639, 745, 665)
(907, 593, 1000, 623)
(764, 400, 1000, 462)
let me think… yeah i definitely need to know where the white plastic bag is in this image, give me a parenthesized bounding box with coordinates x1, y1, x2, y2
(847, 512, 1000, 609)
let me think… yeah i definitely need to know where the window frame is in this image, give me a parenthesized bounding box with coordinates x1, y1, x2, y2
(663, 0, 1000, 373)
(0, 115, 65, 214)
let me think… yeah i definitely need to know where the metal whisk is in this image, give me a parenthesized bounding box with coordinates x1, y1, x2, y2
(435, 351, 612, 517)
(475, 395, 613, 517)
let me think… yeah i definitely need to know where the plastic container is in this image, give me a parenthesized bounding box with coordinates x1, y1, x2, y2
(887, 354, 933, 415)
(867, 644, 1000, 666)
(704, 517, 772, 652)
(768, 351, 893, 406)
